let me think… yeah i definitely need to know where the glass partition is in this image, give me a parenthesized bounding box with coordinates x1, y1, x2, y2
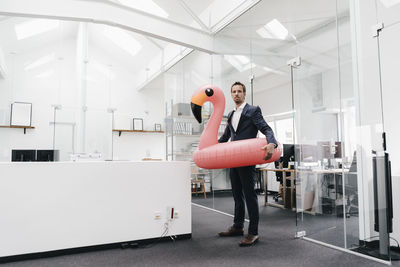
(366, 0, 400, 261)
(291, 0, 394, 262)
(206, 0, 396, 263)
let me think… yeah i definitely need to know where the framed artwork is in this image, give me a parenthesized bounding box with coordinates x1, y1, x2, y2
(133, 118, 143, 131)
(10, 102, 32, 127)
(154, 123, 161, 131)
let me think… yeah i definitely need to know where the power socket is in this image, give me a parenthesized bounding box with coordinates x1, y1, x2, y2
(154, 211, 161, 220)
(173, 210, 179, 219)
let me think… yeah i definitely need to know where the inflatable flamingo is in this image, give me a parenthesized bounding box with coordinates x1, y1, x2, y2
(190, 85, 282, 169)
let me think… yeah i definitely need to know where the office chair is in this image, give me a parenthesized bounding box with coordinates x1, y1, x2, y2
(344, 153, 358, 217)
(191, 165, 207, 199)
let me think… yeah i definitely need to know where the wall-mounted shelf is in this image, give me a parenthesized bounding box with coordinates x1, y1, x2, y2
(113, 129, 165, 137)
(167, 134, 201, 137)
(0, 125, 35, 134)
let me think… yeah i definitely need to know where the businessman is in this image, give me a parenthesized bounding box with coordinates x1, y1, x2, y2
(218, 81, 278, 246)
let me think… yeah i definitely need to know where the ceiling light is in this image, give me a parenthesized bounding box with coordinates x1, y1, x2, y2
(15, 19, 59, 40)
(103, 26, 142, 57)
(379, 0, 400, 7)
(25, 53, 55, 70)
(256, 19, 290, 40)
(117, 0, 169, 18)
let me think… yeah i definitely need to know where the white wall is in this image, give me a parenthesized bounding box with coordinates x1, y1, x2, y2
(0, 39, 76, 161)
(0, 33, 166, 161)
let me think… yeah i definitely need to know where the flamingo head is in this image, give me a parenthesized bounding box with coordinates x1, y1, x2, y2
(190, 85, 224, 123)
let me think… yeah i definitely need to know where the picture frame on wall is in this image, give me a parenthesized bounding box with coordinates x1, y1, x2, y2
(154, 123, 161, 131)
(10, 102, 32, 127)
(133, 118, 143, 131)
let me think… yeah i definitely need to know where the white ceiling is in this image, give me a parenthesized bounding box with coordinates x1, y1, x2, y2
(0, 0, 352, 93)
(0, 17, 78, 55)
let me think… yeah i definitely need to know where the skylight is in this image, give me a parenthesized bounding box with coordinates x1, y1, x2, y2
(235, 55, 250, 65)
(379, 0, 400, 7)
(25, 53, 55, 70)
(224, 55, 254, 72)
(36, 70, 54, 78)
(103, 26, 142, 57)
(15, 19, 60, 40)
(117, 0, 169, 18)
(256, 19, 291, 40)
(263, 66, 285, 76)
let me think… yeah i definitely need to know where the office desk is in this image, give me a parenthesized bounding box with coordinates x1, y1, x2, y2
(261, 168, 349, 212)
(261, 168, 295, 209)
(296, 168, 349, 214)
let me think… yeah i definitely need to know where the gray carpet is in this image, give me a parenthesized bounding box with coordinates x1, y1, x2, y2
(193, 193, 360, 249)
(2, 201, 389, 267)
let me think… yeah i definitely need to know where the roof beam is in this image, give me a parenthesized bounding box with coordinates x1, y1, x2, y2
(0, 0, 215, 53)
(177, 0, 210, 32)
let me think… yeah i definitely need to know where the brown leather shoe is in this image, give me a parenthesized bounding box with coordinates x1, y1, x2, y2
(218, 226, 244, 237)
(239, 234, 259, 246)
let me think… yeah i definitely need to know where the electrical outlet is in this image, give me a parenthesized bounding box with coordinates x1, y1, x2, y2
(173, 210, 179, 219)
(154, 211, 161, 220)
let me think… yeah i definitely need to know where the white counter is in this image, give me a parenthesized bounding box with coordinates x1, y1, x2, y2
(0, 161, 191, 258)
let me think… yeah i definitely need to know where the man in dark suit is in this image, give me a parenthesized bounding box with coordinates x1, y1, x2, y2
(218, 81, 278, 246)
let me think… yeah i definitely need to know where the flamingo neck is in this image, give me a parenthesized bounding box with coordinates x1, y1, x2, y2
(199, 99, 225, 150)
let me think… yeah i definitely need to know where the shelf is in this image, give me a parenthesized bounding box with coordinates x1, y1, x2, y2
(113, 129, 165, 137)
(173, 152, 194, 156)
(167, 134, 201, 137)
(0, 125, 35, 134)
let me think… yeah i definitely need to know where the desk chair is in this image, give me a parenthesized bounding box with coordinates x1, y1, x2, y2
(344, 156, 358, 217)
(273, 162, 294, 204)
(191, 165, 206, 199)
(334, 155, 358, 218)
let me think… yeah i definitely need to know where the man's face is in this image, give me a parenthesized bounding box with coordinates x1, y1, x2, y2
(231, 84, 246, 105)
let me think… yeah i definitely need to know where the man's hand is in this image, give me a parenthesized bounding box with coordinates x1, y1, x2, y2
(261, 143, 275, 160)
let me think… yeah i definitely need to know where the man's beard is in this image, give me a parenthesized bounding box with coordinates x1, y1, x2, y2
(234, 99, 243, 104)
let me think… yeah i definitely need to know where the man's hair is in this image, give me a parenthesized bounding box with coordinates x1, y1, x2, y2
(231, 81, 246, 93)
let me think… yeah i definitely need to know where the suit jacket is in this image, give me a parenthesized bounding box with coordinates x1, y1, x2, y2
(218, 103, 277, 145)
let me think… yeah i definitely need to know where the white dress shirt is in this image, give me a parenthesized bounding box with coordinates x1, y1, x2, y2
(232, 102, 246, 132)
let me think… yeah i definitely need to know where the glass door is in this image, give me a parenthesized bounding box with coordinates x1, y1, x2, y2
(292, 0, 347, 247)
(294, 0, 394, 262)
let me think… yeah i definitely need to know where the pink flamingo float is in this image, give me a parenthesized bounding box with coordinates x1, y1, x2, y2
(190, 85, 282, 169)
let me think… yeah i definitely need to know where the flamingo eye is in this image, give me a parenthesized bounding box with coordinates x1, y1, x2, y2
(205, 88, 214, 97)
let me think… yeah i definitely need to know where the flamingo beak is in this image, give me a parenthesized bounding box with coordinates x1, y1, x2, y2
(191, 103, 202, 123)
(191, 92, 208, 123)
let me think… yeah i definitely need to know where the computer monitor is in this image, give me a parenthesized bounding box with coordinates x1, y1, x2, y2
(36, 150, 58, 162)
(11, 149, 36, 162)
(300, 144, 317, 162)
(334, 141, 342, 159)
(317, 141, 331, 159)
